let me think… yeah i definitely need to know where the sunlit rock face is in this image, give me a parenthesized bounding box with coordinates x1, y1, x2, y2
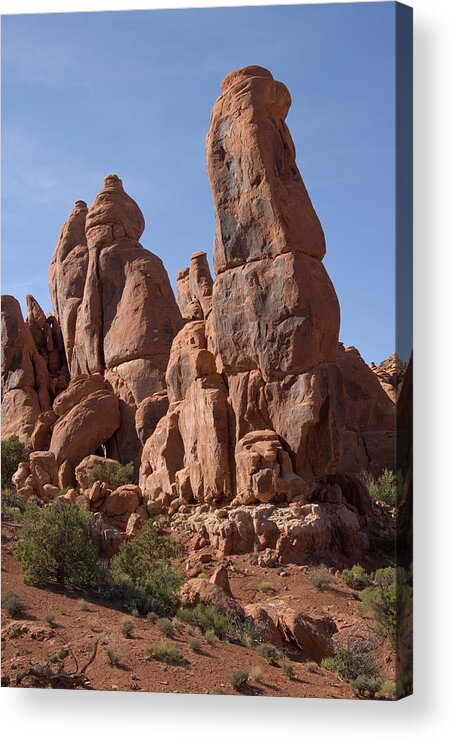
(140, 66, 346, 507)
(48, 175, 183, 465)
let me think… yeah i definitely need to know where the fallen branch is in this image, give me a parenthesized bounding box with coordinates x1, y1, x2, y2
(13, 638, 100, 690)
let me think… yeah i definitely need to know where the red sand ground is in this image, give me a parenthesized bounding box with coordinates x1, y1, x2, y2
(1, 521, 394, 698)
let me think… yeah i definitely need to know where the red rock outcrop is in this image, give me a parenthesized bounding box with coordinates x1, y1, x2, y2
(3, 67, 400, 570)
(234, 430, 306, 505)
(336, 344, 396, 476)
(139, 314, 233, 507)
(25, 294, 68, 396)
(9, 372, 121, 489)
(244, 604, 283, 647)
(370, 353, 406, 402)
(141, 66, 345, 511)
(1, 295, 52, 443)
(207, 65, 326, 273)
(75, 454, 121, 491)
(135, 390, 169, 446)
(171, 498, 375, 564)
(277, 609, 337, 661)
(179, 577, 244, 619)
(48, 199, 89, 375)
(12, 450, 60, 501)
(176, 251, 213, 320)
(48, 175, 183, 465)
(207, 66, 345, 485)
(49, 377, 121, 476)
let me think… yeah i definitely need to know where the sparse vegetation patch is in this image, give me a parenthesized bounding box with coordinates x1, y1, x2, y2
(88, 461, 135, 488)
(145, 642, 184, 665)
(2, 591, 26, 618)
(307, 564, 333, 591)
(230, 669, 248, 691)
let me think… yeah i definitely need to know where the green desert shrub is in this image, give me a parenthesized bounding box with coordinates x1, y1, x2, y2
(380, 679, 397, 699)
(351, 674, 382, 699)
(110, 520, 182, 617)
(258, 581, 274, 594)
(178, 603, 261, 647)
(368, 469, 397, 507)
(1, 489, 27, 522)
(1, 435, 27, 489)
(321, 646, 376, 682)
(145, 642, 184, 665)
(44, 613, 58, 628)
(341, 564, 371, 590)
(250, 665, 264, 683)
(106, 648, 121, 667)
(156, 617, 174, 637)
(307, 564, 333, 591)
(178, 604, 236, 640)
(189, 638, 202, 654)
(359, 567, 412, 646)
(16, 501, 104, 589)
(240, 620, 264, 648)
(257, 642, 282, 665)
(320, 656, 340, 673)
(204, 629, 216, 644)
(282, 662, 296, 680)
(88, 461, 135, 488)
(230, 669, 248, 691)
(99, 579, 154, 617)
(121, 620, 134, 639)
(2, 591, 26, 618)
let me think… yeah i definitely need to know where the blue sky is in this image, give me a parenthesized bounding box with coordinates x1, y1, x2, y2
(2, 2, 398, 364)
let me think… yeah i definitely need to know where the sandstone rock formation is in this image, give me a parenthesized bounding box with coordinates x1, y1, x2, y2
(179, 577, 244, 619)
(135, 391, 169, 446)
(3, 66, 400, 570)
(370, 353, 406, 402)
(244, 604, 283, 647)
(1, 295, 52, 443)
(176, 251, 213, 320)
(172, 499, 371, 564)
(12, 450, 59, 501)
(336, 344, 396, 476)
(276, 609, 337, 662)
(140, 65, 346, 512)
(207, 66, 346, 484)
(49, 384, 120, 474)
(10, 373, 122, 495)
(207, 65, 326, 273)
(48, 175, 183, 465)
(48, 199, 89, 375)
(25, 294, 68, 396)
(75, 454, 123, 491)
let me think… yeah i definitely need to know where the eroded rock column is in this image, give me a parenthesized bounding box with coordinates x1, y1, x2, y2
(206, 66, 345, 490)
(49, 175, 183, 465)
(141, 66, 346, 508)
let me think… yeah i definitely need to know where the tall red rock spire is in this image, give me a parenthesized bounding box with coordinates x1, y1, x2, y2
(140, 66, 346, 506)
(48, 175, 183, 465)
